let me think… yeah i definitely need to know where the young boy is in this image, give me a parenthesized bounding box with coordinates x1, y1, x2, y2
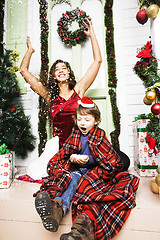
(34, 97, 139, 240)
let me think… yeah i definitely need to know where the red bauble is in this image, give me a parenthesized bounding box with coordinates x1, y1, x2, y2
(151, 103, 160, 115)
(136, 9, 148, 25)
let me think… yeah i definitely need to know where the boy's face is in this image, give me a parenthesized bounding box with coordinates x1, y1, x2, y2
(77, 113, 97, 135)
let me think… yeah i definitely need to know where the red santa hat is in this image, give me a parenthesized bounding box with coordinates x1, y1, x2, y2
(78, 96, 94, 108)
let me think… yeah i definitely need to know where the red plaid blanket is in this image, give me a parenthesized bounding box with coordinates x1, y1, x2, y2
(33, 126, 139, 239)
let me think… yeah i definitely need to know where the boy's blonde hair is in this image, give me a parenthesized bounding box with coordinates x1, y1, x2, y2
(73, 103, 101, 125)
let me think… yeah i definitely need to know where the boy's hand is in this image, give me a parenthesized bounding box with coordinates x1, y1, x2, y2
(70, 154, 89, 165)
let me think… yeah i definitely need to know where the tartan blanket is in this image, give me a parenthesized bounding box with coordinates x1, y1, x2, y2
(33, 126, 140, 239)
(72, 169, 139, 240)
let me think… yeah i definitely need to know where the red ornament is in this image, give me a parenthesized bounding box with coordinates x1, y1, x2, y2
(136, 9, 148, 25)
(151, 103, 160, 115)
(12, 108, 16, 111)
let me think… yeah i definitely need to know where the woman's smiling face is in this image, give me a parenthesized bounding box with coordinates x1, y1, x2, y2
(54, 62, 69, 83)
(76, 113, 97, 135)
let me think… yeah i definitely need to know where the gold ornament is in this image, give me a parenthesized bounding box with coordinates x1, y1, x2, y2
(146, 4, 159, 19)
(150, 167, 160, 194)
(141, 5, 148, 10)
(150, 179, 159, 194)
(157, 166, 160, 174)
(155, 174, 160, 186)
(143, 96, 153, 105)
(146, 90, 156, 100)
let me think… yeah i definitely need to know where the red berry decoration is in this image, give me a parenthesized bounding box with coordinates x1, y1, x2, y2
(136, 9, 148, 25)
(151, 103, 160, 115)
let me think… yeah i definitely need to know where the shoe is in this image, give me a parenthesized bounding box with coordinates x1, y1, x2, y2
(60, 214, 94, 240)
(35, 191, 63, 232)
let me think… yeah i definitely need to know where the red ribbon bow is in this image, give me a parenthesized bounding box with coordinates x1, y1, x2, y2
(146, 132, 157, 155)
(136, 41, 152, 58)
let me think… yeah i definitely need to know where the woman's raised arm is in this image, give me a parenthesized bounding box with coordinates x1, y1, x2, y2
(74, 19, 102, 98)
(19, 37, 50, 104)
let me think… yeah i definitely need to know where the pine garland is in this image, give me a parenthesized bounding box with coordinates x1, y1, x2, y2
(0, 0, 5, 59)
(104, 0, 121, 148)
(146, 116, 160, 150)
(138, 0, 160, 7)
(109, 89, 121, 147)
(133, 42, 160, 101)
(38, 0, 49, 155)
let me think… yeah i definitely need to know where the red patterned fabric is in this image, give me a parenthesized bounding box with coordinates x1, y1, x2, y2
(33, 126, 139, 239)
(72, 170, 139, 239)
(50, 89, 81, 148)
(17, 174, 44, 183)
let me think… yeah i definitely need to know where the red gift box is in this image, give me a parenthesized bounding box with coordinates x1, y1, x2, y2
(0, 152, 15, 188)
(134, 119, 158, 177)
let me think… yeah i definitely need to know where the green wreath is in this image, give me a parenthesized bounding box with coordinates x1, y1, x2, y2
(57, 8, 90, 47)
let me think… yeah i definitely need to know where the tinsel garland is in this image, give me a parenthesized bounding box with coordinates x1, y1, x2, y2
(38, 0, 49, 155)
(104, 0, 121, 148)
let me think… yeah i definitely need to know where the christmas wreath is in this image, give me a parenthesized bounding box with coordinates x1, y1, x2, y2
(57, 8, 90, 47)
(133, 41, 160, 88)
(133, 41, 160, 101)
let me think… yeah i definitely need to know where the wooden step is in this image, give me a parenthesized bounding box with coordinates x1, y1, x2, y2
(0, 169, 160, 240)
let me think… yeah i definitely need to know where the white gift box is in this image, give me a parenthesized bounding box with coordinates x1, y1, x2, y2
(133, 119, 158, 177)
(0, 152, 15, 188)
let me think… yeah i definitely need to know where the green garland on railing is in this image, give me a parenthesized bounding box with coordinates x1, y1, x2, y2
(38, 0, 49, 155)
(109, 89, 121, 147)
(0, 0, 4, 59)
(104, 0, 121, 148)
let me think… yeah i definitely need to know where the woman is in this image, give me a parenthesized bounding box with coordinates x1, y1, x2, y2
(19, 19, 102, 179)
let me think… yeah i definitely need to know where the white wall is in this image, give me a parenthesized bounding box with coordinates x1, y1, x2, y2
(14, 0, 41, 166)
(113, 0, 151, 166)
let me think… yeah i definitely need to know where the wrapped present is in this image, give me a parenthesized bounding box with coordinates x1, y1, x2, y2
(0, 152, 15, 188)
(0, 140, 15, 188)
(133, 115, 158, 177)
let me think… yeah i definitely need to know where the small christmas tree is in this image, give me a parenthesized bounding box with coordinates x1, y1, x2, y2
(0, 49, 36, 158)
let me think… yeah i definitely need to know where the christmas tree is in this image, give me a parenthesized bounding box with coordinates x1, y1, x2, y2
(0, 49, 36, 158)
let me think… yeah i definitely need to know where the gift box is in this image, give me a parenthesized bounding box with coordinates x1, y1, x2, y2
(133, 117, 158, 177)
(0, 152, 15, 188)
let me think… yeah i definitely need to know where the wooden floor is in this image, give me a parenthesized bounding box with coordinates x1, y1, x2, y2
(0, 168, 160, 240)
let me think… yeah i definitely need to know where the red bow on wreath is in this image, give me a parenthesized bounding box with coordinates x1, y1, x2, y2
(146, 132, 157, 155)
(136, 41, 152, 58)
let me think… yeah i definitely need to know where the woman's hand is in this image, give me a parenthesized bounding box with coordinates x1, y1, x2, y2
(70, 154, 89, 165)
(26, 36, 35, 54)
(83, 18, 94, 37)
